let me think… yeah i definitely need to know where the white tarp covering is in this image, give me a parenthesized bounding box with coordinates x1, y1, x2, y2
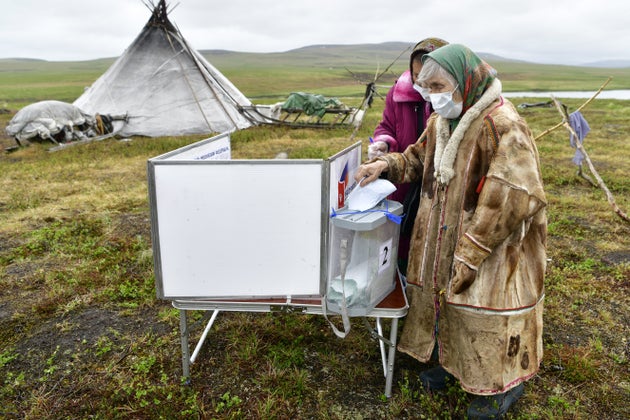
(73, 1, 256, 137)
(6, 100, 96, 143)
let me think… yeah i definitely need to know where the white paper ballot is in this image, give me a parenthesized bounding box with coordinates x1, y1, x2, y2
(346, 179, 396, 211)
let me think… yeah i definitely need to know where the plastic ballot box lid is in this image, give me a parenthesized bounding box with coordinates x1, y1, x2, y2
(331, 200, 403, 231)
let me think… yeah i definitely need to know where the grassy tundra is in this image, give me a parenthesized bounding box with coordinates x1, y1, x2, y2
(0, 49, 629, 418)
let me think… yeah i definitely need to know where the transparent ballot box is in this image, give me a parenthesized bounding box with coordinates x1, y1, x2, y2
(327, 200, 403, 316)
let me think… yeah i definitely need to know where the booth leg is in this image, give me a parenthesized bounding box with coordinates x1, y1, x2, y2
(179, 308, 221, 383)
(190, 309, 220, 364)
(179, 310, 191, 382)
(376, 318, 388, 376)
(384, 318, 399, 398)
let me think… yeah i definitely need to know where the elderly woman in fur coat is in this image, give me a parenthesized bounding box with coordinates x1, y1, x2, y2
(355, 44, 547, 419)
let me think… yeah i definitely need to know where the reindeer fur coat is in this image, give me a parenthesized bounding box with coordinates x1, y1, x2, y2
(378, 82, 547, 395)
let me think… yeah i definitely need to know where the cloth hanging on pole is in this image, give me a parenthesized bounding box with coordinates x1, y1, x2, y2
(568, 111, 590, 166)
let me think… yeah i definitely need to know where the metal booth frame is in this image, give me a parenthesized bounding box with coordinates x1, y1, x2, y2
(172, 277, 408, 397)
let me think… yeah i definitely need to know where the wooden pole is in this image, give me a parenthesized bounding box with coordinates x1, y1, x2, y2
(549, 96, 629, 223)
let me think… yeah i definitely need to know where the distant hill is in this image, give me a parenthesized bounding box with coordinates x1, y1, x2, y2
(2, 43, 629, 93)
(195, 42, 548, 78)
(198, 42, 418, 72)
(477, 52, 531, 64)
(2, 42, 627, 70)
(582, 59, 630, 68)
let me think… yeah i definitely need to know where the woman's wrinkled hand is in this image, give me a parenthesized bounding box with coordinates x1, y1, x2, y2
(450, 260, 476, 294)
(367, 141, 388, 159)
(354, 160, 389, 186)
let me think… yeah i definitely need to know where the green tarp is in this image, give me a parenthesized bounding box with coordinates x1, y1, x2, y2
(281, 92, 345, 118)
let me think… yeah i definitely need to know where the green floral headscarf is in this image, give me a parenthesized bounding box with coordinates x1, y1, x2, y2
(422, 44, 497, 114)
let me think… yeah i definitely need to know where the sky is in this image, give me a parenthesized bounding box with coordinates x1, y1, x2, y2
(1, 0, 629, 65)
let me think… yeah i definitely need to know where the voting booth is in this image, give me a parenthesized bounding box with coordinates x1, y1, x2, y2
(147, 133, 408, 396)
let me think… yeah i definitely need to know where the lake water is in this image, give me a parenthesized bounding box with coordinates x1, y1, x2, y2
(503, 90, 630, 100)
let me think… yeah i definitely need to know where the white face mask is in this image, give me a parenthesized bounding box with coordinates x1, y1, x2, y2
(413, 84, 431, 102)
(429, 84, 463, 119)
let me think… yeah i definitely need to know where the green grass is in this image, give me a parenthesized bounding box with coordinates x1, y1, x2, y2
(0, 55, 629, 419)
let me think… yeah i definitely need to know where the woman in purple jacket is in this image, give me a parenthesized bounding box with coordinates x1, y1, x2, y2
(369, 37, 448, 275)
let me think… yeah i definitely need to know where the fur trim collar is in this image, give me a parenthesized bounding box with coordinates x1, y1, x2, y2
(434, 78, 502, 185)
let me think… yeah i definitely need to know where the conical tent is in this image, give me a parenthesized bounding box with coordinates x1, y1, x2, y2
(74, 0, 256, 137)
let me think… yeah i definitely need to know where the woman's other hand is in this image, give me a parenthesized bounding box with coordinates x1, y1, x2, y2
(450, 260, 476, 294)
(367, 141, 388, 159)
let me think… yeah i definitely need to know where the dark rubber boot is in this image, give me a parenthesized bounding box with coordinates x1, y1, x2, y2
(467, 383, 525, 419)
(419, 365, 455, 391)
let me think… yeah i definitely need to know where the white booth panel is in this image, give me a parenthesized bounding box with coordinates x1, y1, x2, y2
(151, 161, 324, 298)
